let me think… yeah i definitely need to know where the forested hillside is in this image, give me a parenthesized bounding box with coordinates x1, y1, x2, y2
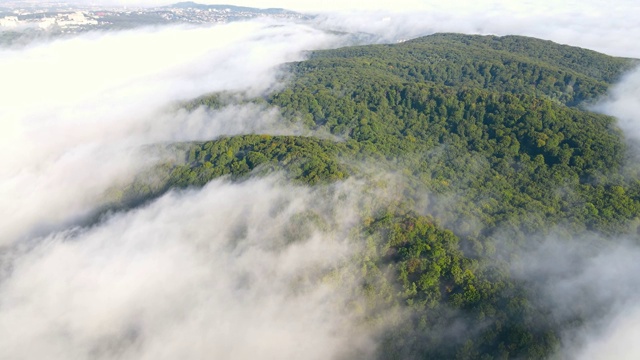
(121, 34, 639, 359)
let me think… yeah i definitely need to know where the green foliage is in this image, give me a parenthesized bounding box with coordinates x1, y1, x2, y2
(114, 135, 351, 205)
(114, 33, 640, 359)
(304, 33, 636, 106)
(357, 212, 559, 359)
(269, 34, 637, 239)
(169, 134, 350, 186)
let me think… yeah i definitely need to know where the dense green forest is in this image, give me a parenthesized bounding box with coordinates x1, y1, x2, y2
(118, 33, 640, 358)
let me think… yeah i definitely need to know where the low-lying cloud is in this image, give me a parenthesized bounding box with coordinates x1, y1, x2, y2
(3, 1, 640, 358)
(593, 67, 640, 142)
(562, 65, 640, 357)
(509, 235, 640, 360)
(0, 20, 346, 246)
(0, 17, 375, 360)
(0, 177, 377, 360)
(311, 0, 640, 58)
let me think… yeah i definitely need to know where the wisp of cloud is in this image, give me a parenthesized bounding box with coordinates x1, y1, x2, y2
(0, 177, 377, 360)
(0, 20, 344, 246)
(3, 1, 640, 359)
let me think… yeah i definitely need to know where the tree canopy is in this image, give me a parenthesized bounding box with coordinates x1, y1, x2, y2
(116, 33, 640, 359)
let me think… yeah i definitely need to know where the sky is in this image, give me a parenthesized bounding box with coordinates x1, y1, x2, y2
(51, 0, 636, 15)
(90, 0, 640, 58)
(4, 0, 639, 18)
(2, 0, 640, 359)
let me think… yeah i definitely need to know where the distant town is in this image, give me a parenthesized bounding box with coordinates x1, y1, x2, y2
(0, 2, 309, 44)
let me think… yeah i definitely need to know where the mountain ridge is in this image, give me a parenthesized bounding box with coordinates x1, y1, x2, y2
(117, 32, 640, 359)
(302, 33, 637, 107)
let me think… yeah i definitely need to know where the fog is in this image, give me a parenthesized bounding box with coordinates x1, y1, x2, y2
(0, 16, 378, 360)
(575, 306, 640, 360)
(0, 178, 377, 359)
(593, 68, 640, 142)
(507, 236, 640, 360)
(0, 20, 344, 245)
(2, 1, 640, 358)
(298, 0, 640, 59)
(555, 65, 640, 357)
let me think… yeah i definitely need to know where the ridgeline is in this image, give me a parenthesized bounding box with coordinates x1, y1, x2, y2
(121, 33, 640, 359)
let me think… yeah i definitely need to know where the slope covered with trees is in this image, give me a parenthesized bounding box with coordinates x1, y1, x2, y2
(118, 33, 639, 359)
(301, 33, 636, 106)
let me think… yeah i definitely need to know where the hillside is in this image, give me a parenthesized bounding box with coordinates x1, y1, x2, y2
(121, 33, 640, 359)
(301, 33, 636, 106)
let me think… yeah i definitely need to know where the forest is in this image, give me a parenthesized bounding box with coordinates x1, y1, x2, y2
(117, 33, 640, 359)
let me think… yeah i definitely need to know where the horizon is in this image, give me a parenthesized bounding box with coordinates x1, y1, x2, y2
(2, 1, 640, 359)
(2, 0, 639, 58)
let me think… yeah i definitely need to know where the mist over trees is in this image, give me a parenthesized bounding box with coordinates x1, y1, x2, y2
(108, 34, 640, 359)
(3, 14, 640, 359)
